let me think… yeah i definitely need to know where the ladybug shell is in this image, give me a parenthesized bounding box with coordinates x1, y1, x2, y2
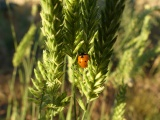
(78, 54, 89, 68)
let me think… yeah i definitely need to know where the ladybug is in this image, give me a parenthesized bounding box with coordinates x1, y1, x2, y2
(78, 54, 89, 68)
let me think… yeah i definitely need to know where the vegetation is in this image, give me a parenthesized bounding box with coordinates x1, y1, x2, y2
(0, 0, 160, 120)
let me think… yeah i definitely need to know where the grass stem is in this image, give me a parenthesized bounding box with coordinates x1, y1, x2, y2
(6, 67, 17, 119)
(82, 103, 89, 120)
(73, 85, 77, 120)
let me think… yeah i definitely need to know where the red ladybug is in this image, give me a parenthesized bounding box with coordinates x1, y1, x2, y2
(78, 54, 89, 68)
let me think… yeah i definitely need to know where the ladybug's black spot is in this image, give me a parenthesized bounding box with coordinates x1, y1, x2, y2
(85, 61, 87, 62)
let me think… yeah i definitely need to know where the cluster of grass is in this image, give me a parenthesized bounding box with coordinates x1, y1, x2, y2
(111, 1, 160, 119)
(0, 0, 160, 120)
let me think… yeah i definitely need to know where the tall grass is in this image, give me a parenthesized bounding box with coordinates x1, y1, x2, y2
(30, 0, 126, 119)
(6, 5, 41, 120)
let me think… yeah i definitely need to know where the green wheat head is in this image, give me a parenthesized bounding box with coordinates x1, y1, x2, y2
(30, 0, 126, 118)
(30, 0, 69, 118)
(13, 24, 36, 67)
(73, 0, 126, 103)
(112, 84, 126, 120)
